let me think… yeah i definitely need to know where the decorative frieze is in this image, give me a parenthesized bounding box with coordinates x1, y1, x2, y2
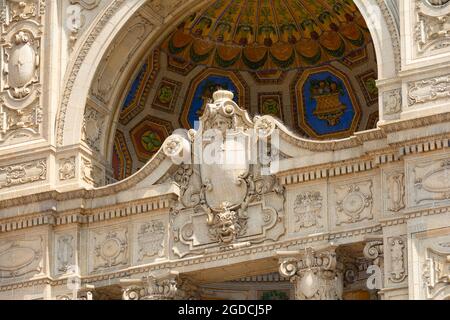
(335, 181, 374, 225)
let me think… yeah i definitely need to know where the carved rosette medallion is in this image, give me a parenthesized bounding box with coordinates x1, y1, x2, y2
(92, 229, 128, 272)
(389, 237, 408, 284)
(335, 181, 373, 225)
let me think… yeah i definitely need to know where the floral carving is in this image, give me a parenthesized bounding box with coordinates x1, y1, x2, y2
(137, 221, 165, 261)
(335, 181, 373, 225)
(279, 248, 343, 300)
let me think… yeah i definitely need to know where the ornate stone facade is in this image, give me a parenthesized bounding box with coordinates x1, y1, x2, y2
(0, 0, 449, 301)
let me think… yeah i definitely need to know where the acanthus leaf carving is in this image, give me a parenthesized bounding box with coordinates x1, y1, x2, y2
(413, 158, 450, 204)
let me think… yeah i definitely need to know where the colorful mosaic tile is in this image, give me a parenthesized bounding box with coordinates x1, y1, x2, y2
(357, 70, 379, 105)
(152, 78, 181, 113)
(130, 116, 173, 163)
(258, 92, 283, 120)
(292, 66, 361, 139)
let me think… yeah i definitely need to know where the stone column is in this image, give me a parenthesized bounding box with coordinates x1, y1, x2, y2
(278, 247, 343, 300)
(121, 271, 200, 300)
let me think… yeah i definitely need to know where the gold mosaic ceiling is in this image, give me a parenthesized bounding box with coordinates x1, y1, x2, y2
(163, 0, 371, 72)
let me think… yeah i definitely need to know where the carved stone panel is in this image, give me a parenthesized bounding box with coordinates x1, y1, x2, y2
(82, 106, 105, 152)
(55, 234, 75, 274)
(89, 227, 128, 273)
(70, 0, 101, 10)
(1, 30, 40, 100)
(383, 89, 402, 115)
(134, 220, 166, 264)
(0, 236, 43, 279)
(91, 16, 154, 104)
(411, 225, 450, 299)
(408, 75, 450, 106)
(385, 171, 406, 213)
(168, 90, 285, 258)
(286, 185, 326, 235)
(423, 245, 450, 299)
(415, 0, 450, 55)
(3, 0, 41, 26)
(0, 99, 42, 142)
(410, 157, 450, 206)
(334, 180, 374, 226)
(387, 236, 408, 284)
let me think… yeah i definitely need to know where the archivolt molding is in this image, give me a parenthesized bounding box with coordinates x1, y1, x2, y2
(55, 0, 401, 150)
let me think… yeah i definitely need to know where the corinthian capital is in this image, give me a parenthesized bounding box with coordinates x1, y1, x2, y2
(278, 247, 343, 300)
